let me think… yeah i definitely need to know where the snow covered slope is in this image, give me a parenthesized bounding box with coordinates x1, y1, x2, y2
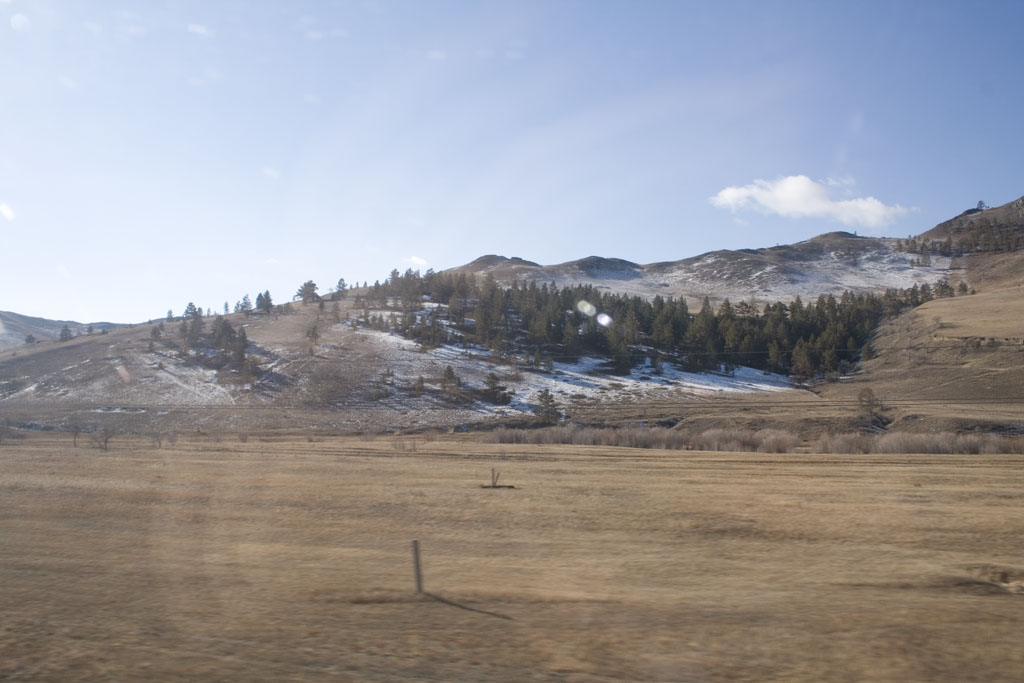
(451, 232, 952, 304)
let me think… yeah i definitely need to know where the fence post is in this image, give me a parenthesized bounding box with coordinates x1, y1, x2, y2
(411, 539, 423, 594)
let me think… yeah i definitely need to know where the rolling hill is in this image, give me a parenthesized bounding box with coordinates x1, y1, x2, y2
(0, 311, 119, 351)
(448, 231, 954, 306)
(1, 195, 1022, 437)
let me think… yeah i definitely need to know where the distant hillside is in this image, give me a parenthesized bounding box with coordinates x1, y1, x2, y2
(449, 231, 953, 305)
(919, 195, 1024, 245)
(0, 311, 119, 351)
(913, 194, 1024, 292)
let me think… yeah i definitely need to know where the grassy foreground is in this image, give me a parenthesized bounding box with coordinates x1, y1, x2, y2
(2, 434, 1023, 681)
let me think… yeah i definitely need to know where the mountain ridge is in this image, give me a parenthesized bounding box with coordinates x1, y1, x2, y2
(448, 231, 951, 305)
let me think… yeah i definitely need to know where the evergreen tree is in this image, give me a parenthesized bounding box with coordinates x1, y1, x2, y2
(296, 281, 318, 303)
(533, 389, 561, 425)
(59, 325, 73, 342)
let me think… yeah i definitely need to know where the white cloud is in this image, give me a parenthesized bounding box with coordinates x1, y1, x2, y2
(10, 13, 30, 32)
(426, 49, 446, 61)
(120, 24, 147, 37)
(303, 93, 321, 104)
(404, 256, 428, 267)
(84, 21, 102, 33)
(710, 174, 910, 229)
(187, 23, 214, 37)
(58, 75, 78, 89)
(262, 166, 280, 180)
(304, 29, 324, 41)
(0, 203, 15, 222)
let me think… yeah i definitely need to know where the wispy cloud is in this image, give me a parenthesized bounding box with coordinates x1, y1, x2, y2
(0, 203, 15, 222)
(404, 256, 428, 267)
(187, 23, 214, 37)
(710, 174, 910, 229)
(304, 29, 324, 41)
(426, 49, 446, 61)
(58, 75, 79, 90)
(10, 13, 30, 32)
(84, 21, 102, 33)
(120, 24, 147, 37)
(262, 166, 280, 180)
(303, 93, 321, 104)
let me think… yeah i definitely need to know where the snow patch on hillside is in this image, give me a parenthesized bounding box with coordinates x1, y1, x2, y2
(353, 328, 791, 421)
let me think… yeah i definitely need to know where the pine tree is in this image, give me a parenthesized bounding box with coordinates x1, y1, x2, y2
(59, 325, 73, 342)
(533, 389, 561, 425)
(296, 281, 319, 303)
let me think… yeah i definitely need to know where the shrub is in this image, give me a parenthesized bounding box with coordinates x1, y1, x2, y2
(874, 432, 955, 454)
(815, 432, 872, 454)
(485, 426, 691, 450)
(754, 429, 801, 453)
(690, 428, 760, 452)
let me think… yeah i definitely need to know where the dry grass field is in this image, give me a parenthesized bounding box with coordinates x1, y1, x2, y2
(3, 434, 1023, 681)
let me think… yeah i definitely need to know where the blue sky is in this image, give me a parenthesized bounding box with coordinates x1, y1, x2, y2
(2, 1, 1022, 323)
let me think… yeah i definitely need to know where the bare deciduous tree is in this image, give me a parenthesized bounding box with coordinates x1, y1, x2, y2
(90, 423, 117, 451)
(68, 417, 82, 447)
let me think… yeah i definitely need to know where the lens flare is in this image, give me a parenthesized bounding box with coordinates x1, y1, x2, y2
(596, 313, 613, 327)
(576, 300, 597, 317)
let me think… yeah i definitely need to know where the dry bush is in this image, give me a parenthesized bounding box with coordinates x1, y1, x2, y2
(487, 427, 528, 445)
(974, 435, 1024, 454)
(690, 428, 760, 452)
(238, 432, 250, 443)
(873, 432, 950, 454)
(816, 432, 1024, 455)
(486, 426, 690, 450)
(954, 434, 984, 454)
(816, 432, 872, 454)
(754, 429, 801, 453)
(958, 434, 1024, 455)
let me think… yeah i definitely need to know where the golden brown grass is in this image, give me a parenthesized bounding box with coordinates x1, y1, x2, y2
(2, 433, 1024, 681)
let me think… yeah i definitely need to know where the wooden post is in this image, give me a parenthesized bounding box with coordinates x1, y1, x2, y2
(411, 539, 423, 594)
